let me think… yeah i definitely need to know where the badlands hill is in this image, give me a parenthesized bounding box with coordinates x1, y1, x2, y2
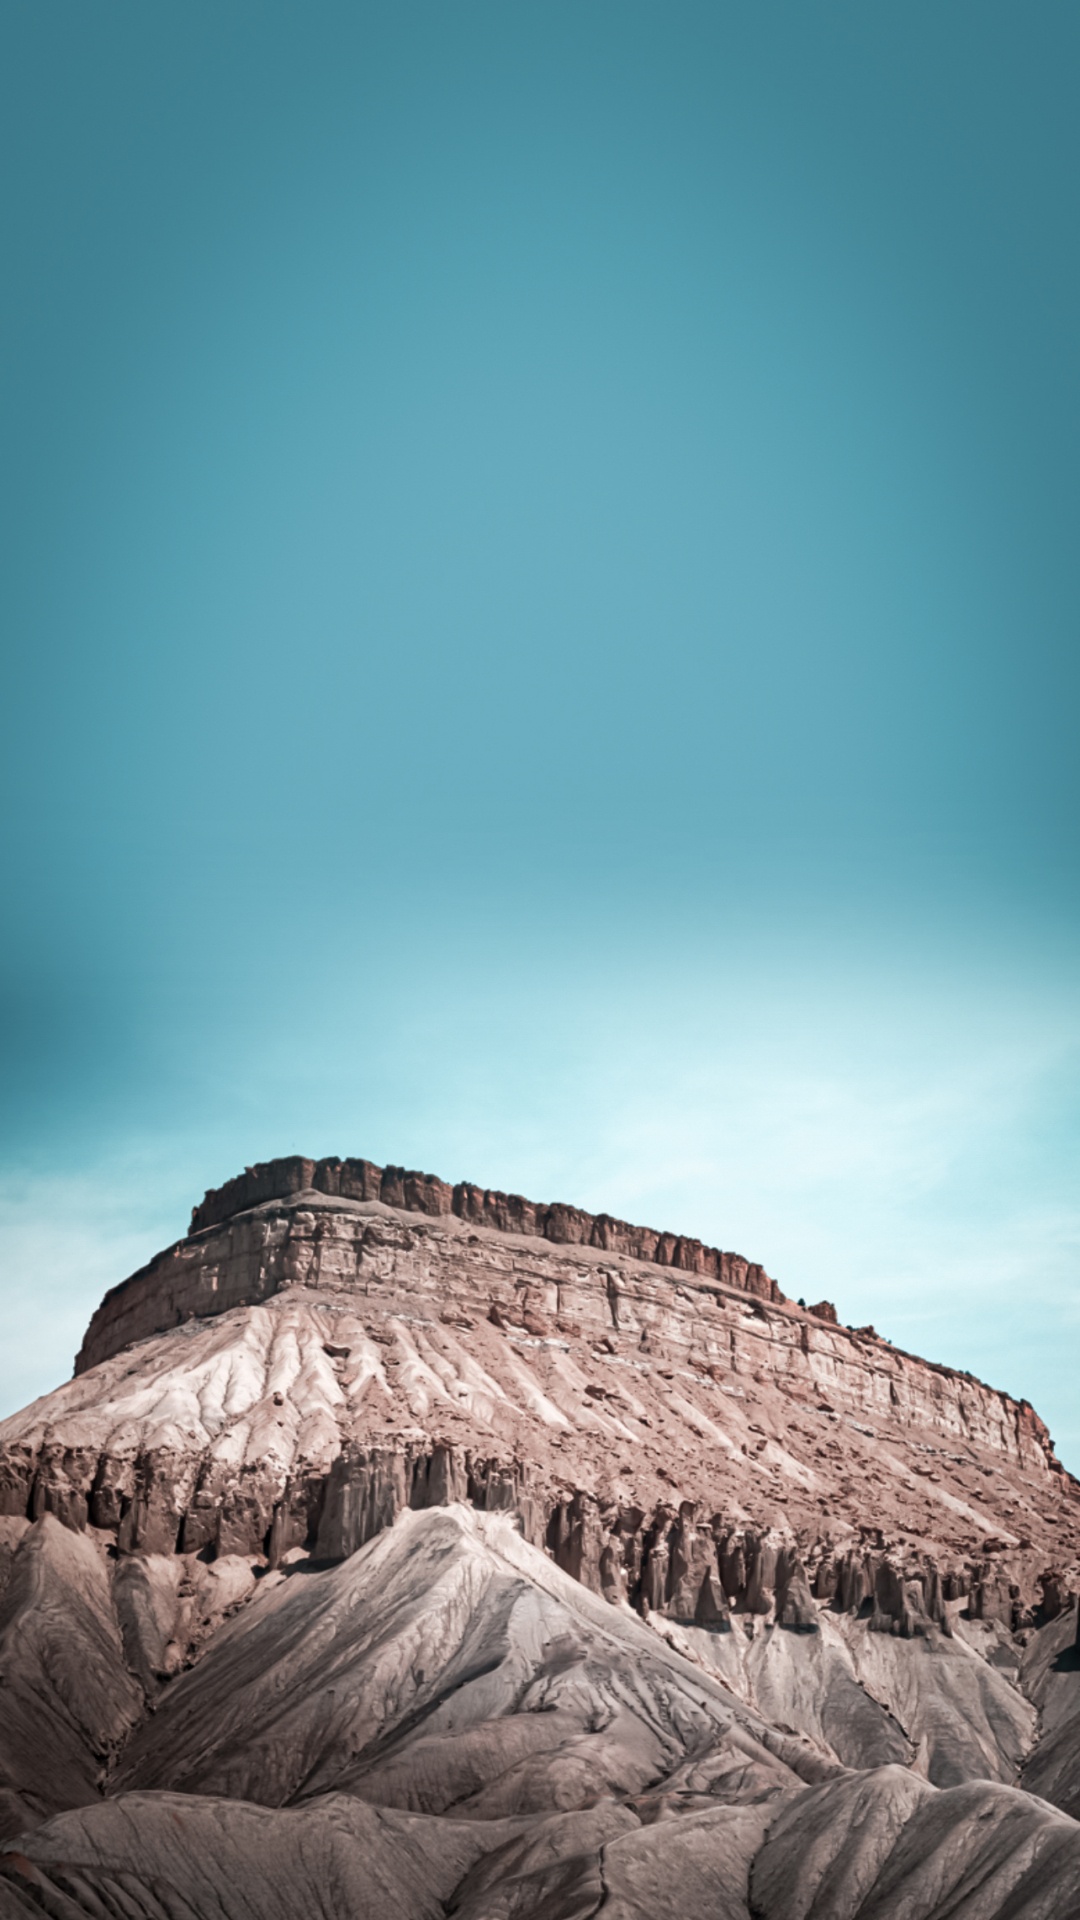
(1, 1153, 1079, 1919)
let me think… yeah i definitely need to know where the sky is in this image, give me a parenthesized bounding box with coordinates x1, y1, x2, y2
(1, 4, 1078, 1464)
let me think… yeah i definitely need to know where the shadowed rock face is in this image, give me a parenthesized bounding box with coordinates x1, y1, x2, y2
(1, 1158, 1080, 1917)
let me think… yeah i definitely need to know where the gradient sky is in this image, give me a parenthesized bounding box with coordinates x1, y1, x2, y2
(2, 4, 1078, 1464)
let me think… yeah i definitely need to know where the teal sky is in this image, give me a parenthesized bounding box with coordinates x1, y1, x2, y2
(2, 5, 1078, 1464)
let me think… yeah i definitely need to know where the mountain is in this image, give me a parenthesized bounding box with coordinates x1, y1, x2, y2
(1, 1153, 1078, 1918)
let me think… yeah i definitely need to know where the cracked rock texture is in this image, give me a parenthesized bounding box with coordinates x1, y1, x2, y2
(1, 1156, 1079, 1918)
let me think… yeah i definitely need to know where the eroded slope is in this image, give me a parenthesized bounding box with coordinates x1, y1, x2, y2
(1, 1508, 1079, 1920)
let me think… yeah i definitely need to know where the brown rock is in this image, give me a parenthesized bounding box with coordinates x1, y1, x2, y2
(775, 1547, 818, 1632)
(3, 1151, 1080, 1913)
(1038, 1568, 1071, 1621)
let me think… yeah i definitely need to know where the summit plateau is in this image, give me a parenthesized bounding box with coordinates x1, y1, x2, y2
(1, 1154, 1079, 1919)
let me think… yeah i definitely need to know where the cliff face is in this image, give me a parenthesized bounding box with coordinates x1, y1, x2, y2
(78, 1153, 782, 1374)
(4, 1157, 1075, 1638)
(3, 1154, 1080, 1916)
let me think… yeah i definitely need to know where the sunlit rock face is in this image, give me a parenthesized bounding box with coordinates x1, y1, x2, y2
(1, 1156, 1079, 1917)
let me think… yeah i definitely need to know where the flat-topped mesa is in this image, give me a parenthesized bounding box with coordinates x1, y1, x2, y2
(188, 1153, 783, 1297)
(73, 1153, 783, 1377)
(6, 1150, 1072, 1635)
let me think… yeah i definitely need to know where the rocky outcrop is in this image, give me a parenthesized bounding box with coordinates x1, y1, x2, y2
(78, 1154, 782, 1379)
(2, 1167, 1074, 1652)
(0, 1420, 1061, 1652)
(71, 1176, 1060, 1476)
(806, 1299, 838, 1325)
(186, 1154, 782, 1298)
(3, 1156, 1080, 1915)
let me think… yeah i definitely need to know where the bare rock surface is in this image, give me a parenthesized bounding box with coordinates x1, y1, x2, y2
(4, 1167, 1077, 1627)
(1019, 1598, 1080, 1817)
(673, 1605, 1036, 1786)
(751, 1766, 1080, 1919)
(0, 1508, 1075, 1917)
(0, 1516, 142, 1843)
(112, 1506, 829, 1812)
(1, 1155, 1079, 1917)
(0, 1792, 491, 1920)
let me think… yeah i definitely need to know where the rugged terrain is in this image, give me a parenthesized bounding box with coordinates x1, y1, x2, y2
(1, 1154, 1078, 1918)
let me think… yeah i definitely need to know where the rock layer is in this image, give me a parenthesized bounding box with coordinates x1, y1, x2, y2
(78, 1153, 784, 1375)
(2, 1156, 1080, 1917)
(3, 1168, 1072, 1640)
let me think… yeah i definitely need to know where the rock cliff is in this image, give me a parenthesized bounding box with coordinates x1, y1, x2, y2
(77, 1152, 783, 1374)
(1, 1155, 1079, 1918)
